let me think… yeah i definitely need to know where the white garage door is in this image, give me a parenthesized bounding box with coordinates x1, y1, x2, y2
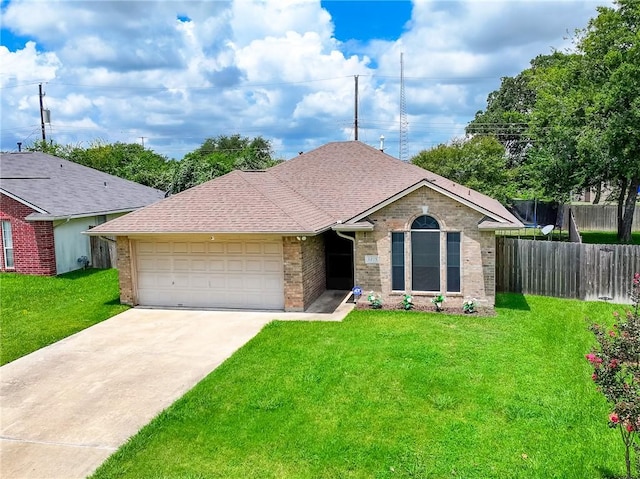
(135, 239, 284, 309)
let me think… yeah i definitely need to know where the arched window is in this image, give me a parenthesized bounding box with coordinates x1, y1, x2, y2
(411, 215, 439, 230)
(411, 216, 440, 291)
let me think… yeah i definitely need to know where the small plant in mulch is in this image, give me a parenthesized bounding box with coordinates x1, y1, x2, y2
(431, 294, 445, 312)
(367, 291, 383, 309)
(463, 298, 477, 314)
(586, 273, 640, 479)
(401, 293, 414, 311)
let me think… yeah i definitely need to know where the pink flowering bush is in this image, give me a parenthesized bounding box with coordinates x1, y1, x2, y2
(587, 273, 640, 479)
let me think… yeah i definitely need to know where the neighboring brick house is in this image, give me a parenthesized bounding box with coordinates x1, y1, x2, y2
(89, 141, 523, 311)
(0, 152, 165, 275)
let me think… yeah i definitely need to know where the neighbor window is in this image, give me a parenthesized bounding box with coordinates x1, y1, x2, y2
(2, 221, 14, 269)
(393, 215, 461, 293)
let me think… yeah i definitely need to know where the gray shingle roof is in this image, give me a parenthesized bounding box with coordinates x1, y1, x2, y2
(88, 141, 522, 235)
(0, 152, 165, 219)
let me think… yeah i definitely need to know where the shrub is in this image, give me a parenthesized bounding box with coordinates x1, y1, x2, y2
(401, 293, 414, 311)
(431, 294, 445, 312)
(586, 273, 640, 479)
(463, 298, 477, 314)
(367, 291, 383, 309)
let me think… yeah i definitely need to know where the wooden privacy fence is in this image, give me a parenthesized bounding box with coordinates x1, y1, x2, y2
(496, 237, 640, 304)
(90, 235, 117, 269)
(563, 204, 640, 231)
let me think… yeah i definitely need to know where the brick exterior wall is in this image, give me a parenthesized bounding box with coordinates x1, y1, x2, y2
(116, 236, 134, 305)
(354, 186, 497, 309)
(301, 234, 326, 308)
(283, 234, 326, 311)
(0, 193, 56, 275)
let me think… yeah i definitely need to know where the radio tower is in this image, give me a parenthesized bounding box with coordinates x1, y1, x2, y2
(399, 53, 408, 161)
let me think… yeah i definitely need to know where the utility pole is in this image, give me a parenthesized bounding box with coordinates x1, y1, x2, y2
(39, 83, 46, 141)
(354, 75, 359, 141)
(140, 137, 146, 148)
(399, 53, 408, 161)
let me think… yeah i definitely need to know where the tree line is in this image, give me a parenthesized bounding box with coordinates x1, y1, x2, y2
(27, 134, 281, 194)
(412, 0, 638, 243)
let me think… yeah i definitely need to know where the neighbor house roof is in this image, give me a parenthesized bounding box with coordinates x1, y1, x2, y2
(0, 152, 165, 220)
(88, 141, 522, 235)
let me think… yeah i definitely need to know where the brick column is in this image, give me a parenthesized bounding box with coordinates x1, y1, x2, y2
(116, 236, 134, 305)
(283, 237, 304, 311)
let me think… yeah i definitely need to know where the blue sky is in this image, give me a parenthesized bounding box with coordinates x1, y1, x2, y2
(323, 1, 412, 41)
(0, 0, 613, 160)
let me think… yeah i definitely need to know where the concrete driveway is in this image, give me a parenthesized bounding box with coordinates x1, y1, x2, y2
(0, 303, 352, 479)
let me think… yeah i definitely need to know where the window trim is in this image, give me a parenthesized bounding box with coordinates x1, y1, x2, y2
(2, 220, 15, 269)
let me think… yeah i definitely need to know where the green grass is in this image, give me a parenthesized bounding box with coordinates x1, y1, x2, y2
(92, 294, 630, 479)
(580, 230, 640, 245)
(498, 229, 640, 245)
(0, 268, 129, 365)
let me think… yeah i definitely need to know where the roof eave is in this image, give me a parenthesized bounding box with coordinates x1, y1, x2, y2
(27, 207, 142, 222)
(332, 221, 374, 232)
(83, 228, 331, 237)
(478, 222, 525, 231)
(0, 188, 48, 214)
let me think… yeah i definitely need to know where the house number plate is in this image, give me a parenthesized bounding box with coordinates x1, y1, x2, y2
(365, 255, 379, 264)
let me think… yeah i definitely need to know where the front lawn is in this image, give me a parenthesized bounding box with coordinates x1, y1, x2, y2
(93, 294, 627, 479)
(0, 268, 129, 365)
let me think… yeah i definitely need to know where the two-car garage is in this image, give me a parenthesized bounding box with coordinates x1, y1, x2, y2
(134, 238, 285, 310)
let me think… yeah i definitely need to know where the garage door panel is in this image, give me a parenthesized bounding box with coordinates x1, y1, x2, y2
(136, 239, 284, 309)
(154, 259, 171, 271)
(228, 260, 243, 272)
(156, 242, 171, 253)
(208, 259, 225, 271)
(227, 243, 243, 254)
(190, 243, 206, 253)
(174, 259, 190, 271)
(137, 242, 155, 254)
(191, 261, 206, 272)
(245, 259, 263, 272)
(264, 260, 282, 272)
(263, 243, 280, 254)
(245, 243, 262, 254)
(209, 275, 226, 288)
(173, 242, 188, 253)
(227, 277, 244, 289)
(208, 243, 224, 253)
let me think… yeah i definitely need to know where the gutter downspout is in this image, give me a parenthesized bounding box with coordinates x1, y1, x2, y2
(335, 230, 357, 289)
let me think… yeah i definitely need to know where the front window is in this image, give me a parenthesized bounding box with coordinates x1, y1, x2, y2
(411, 215, 440, 291)
(446, 232, 461, 293)
(393, 215, 461, 293)
(2, 221, 14, 269)
(391, 232, 405, 291)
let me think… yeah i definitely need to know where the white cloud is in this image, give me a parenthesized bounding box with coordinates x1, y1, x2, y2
(0, 0, 615, 159)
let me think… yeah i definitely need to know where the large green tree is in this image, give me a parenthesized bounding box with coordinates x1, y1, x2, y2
(411, 136, 516, 203)
(170, 134, 280, 193)
(27, 140, 174, 191)
(466, 52, 572, 168)
(529, 0, 639, 242)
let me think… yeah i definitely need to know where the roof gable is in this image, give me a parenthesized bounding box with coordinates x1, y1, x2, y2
(0, 152, 165, 219)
